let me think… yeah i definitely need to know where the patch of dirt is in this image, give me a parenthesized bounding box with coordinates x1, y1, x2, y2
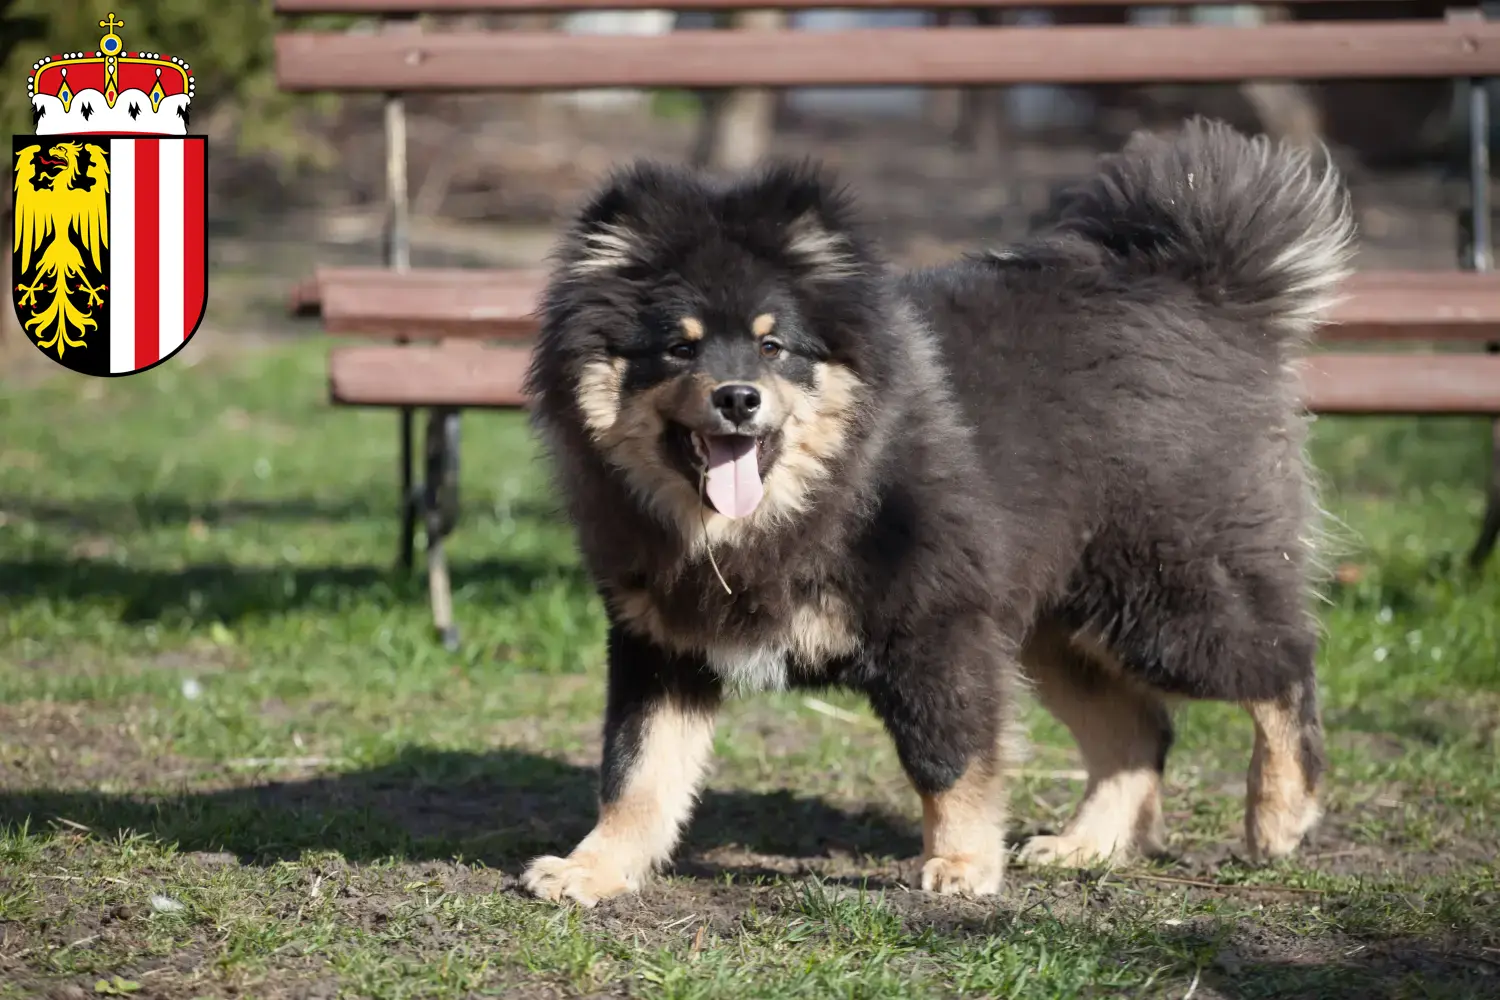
(14, 645, 241, 684)
(6, 840, 1495, 1000)
(548, 871, 1500, 1000)
(0, 687, 1492, 1000)
(3, 690, 1493, 887)
(0, 701, 195, 791)
(1192, 921, 1500, 1000)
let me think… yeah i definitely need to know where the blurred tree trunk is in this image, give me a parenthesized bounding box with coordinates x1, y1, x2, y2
(932, 8, 1006, 154)
(691, 11, 784, 171)
(1239, 4, 1323, 147)
(1239, 80, 1324, 148)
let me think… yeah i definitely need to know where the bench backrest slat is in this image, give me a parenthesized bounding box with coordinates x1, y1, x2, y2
(275, 21, 1500, 92)
(308, 267, 1500, 342)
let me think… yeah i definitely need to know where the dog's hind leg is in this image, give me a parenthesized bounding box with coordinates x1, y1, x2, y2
(522, 627, 720, 907)
(1055, 547, 1327, 864)
(1243, 670, 1325, 862)
(1016, 626, 1173, 867)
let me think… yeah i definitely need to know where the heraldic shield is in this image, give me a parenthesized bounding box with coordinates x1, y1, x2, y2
(12, 135, 208, 376)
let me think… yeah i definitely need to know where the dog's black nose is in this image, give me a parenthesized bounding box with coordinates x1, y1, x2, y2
(712, 383, 761, 425)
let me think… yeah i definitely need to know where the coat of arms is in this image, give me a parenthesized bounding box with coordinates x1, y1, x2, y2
(12, 12, 208, 376)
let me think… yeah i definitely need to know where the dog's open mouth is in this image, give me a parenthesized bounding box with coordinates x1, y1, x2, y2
(690, 431, 764, 519)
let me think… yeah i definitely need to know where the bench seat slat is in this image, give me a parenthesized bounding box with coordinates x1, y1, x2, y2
(329, 344, 531, 407)
(1301, 354, 1500, 415)
(318, 267, 545, 339)
(308, 266, 1500, 343)
(274, 22, 1500, 92)
(328, 345, 1500, 415)
(1324, 272, 1500, 342)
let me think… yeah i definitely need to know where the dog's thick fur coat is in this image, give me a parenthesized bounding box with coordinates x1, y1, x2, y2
(520, 118, 1355, 906)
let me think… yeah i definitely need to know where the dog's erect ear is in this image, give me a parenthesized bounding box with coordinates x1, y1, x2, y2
(566, 161, 686, 275)
(567, 174, 644, 275)
(735, 160, 863, 281)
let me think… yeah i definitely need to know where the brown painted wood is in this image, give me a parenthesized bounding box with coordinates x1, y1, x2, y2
(329, 344, 532, 407)
(275, 22, 1500, 92)
(275, 0, 1396, 12)
(1323, 272, 1500, 342)
(1300, 354, 1500, 415)
(317, 266, 544, 339)
(306, 266, 1500, 343)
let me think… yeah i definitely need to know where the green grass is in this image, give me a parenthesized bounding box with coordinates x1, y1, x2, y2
(1, 336, 1498, 999)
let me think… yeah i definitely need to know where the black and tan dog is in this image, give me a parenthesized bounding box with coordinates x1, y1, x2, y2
(519, 118, 1355, 906)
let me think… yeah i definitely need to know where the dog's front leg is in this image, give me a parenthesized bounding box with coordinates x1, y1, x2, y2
(865, 612, 1017, 897)
(522, 625, 721, 907)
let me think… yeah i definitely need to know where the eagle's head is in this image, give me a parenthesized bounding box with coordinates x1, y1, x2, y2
(27, 142, 87, 192)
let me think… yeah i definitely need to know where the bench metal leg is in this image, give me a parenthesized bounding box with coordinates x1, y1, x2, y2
(1471, 401, 1500, 569)
(1463, 67, 1497, 570)
(398, 406, 417, 571)
(380, 22, 417, 576)
(423, 406, 462, 650)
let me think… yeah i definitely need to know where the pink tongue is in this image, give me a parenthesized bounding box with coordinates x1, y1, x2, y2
(703, 435, 763, 519)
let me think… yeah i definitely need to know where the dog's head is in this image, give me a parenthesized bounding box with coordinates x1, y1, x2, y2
(533, 160, 883, 545)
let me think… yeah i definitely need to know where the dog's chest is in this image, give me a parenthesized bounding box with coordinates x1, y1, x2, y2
(610, 579, 863, 692)
(704, 645, 791, 693)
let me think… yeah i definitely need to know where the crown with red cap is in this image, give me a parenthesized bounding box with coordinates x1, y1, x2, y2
(28, 12, 194, 136)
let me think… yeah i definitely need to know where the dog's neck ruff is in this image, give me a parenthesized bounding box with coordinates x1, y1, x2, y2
(706, 645, 789, 694)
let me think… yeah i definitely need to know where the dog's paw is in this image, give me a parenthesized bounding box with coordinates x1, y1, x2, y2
(1015, 833, 1125, 868)
(521, 852, 635, 907)
(1246, 794, 1321, 863)
(919, 854, 1003, 896)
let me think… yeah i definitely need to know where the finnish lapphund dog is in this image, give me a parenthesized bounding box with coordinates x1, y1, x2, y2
(519, 118, 1354, 906)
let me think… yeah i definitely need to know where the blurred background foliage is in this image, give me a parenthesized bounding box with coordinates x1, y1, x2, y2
(0, 0, 351, 167)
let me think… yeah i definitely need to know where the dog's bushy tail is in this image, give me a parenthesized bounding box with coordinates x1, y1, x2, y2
(1052, 117, 1356, 345)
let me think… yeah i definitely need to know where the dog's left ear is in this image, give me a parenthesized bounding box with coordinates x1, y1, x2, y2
(564, 160, 689, 275)
(734, 160, 864, 281)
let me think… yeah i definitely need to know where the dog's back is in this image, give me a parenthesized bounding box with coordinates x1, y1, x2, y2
(903, 118, 1355, 664)
(899, 117, 1355, 866)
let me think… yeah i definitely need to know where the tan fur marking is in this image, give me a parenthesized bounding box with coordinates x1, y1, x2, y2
(572, 222, 638, 274)
(584, 380, 684, 528)
(1016, 631, 1169, 866)
(613, 586, 860, 678)
(751, 313, 776, 338)
(1244, 697, 1321, 861)
(521, 700, 717, 907)
(1020, 770, 1164, 867)
(680, 316, 705, 341)
(575, 358, 626, 438)
(786, 592, 862, 665)
(745, 363, 862, 534)
(611, 588, 673, 651)
(785, 212, 859, 280)
(919, 755, 1007, 896)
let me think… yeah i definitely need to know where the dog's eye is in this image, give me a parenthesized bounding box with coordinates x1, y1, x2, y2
(759, 340, 783, 360)
(667, 342, 697, 360)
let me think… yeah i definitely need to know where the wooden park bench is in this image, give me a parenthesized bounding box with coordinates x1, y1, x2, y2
(274, 0, 1500, 647)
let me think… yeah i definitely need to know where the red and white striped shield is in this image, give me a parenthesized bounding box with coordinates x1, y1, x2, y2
(12, 135, 207, 377)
